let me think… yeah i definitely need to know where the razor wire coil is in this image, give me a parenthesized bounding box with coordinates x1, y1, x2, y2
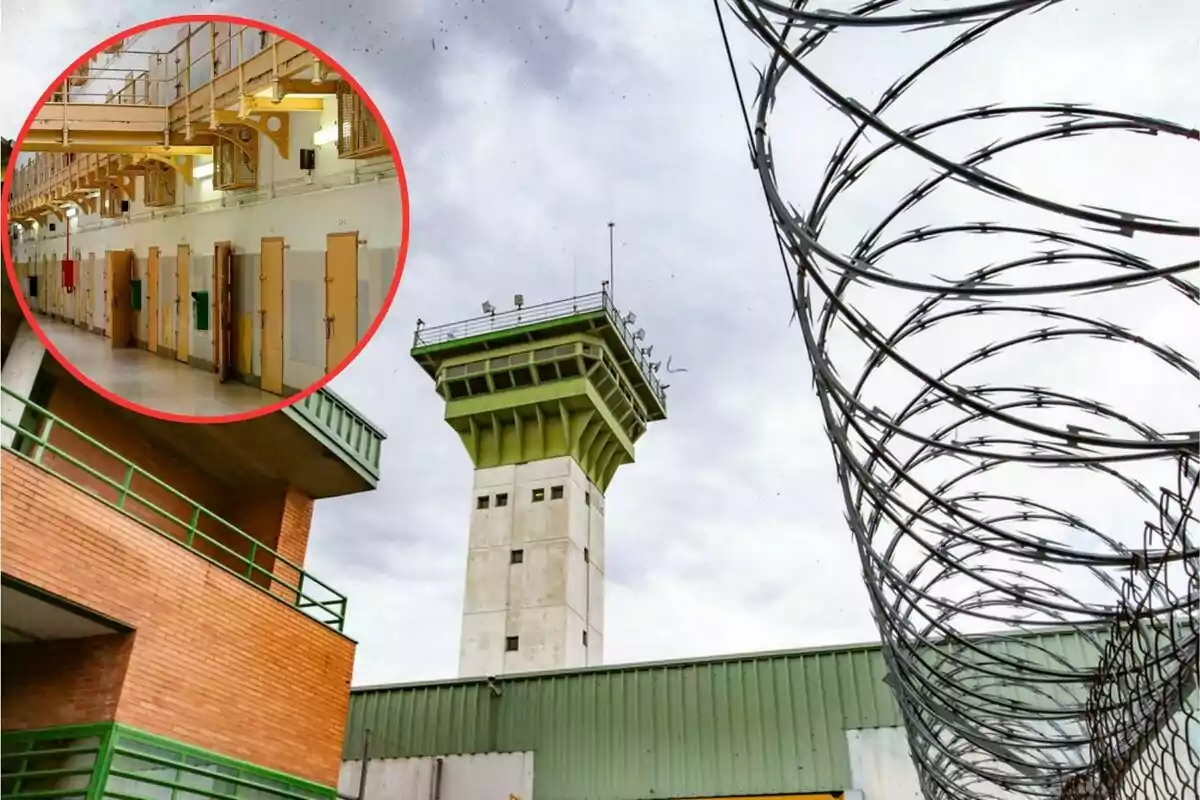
(719, 1, 1199, 798)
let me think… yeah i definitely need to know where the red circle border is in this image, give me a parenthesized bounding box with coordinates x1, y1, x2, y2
(1, 13, 411, 426)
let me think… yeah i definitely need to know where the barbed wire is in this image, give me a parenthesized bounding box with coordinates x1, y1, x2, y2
(715, 1, 1199, 798)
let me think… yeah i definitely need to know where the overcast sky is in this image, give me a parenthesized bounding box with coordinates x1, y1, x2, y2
(2, 0, 1195, 686)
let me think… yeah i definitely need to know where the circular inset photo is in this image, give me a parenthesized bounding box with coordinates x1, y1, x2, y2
(2, 14, 409, 422)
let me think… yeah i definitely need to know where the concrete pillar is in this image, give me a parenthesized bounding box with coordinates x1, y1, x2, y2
(458, 456, 606, 677)
(0, 322, 47, 448)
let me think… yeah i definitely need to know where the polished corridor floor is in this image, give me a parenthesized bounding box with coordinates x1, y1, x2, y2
(34, 315, 283, 417)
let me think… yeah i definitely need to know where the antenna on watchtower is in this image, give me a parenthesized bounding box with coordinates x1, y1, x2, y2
(607, 221, 615, 302)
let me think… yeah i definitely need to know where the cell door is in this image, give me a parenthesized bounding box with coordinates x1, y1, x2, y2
(214, 241, 233, 382)
(73, 256, 85, 328)
(106, 250, 133, 348)
(324, 232, 360, 372)
(49, 254, 59, 319)
(147, 247, 160, 352)
(38, 255, 48, 314)
(259, 237, 285, 395)
(101, 254, 109, 332)
(55, 255, 64, 321)
(85, 253, 96, 329)
(175, 244, 191, 364)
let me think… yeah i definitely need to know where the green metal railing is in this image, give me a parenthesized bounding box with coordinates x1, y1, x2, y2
(0, 385, 348, 632)
(1, 725, 336, 800)
(285, 388, 386, 486)
(412, 288, 668, 406)
(104, 727, 333, 800)
(1, 725, 107, 800)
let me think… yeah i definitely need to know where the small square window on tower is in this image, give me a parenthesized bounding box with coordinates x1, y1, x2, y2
(476, 495, 490, 510)
(505, 636, 520, 652)
(511, 549, 524, 564)
(496, 492, 509, 507)
(550, 485, 564, 500)
(532, 488, 545, 502)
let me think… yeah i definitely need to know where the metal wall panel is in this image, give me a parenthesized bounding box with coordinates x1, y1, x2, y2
(339, 753, 534, 800)
(349, 644, 899, 799)
(346, 631, 1101, 800)
(845, 727, 923, 799)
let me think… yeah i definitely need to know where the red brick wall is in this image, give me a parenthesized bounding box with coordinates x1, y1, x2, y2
(224, 489, 287, 591)
(1, 633, 134, 729)
(269, 488, 316, 602)
(37, 380, 318, 588)
(1, 455, 355, 785)
(40, 381, 254, 573)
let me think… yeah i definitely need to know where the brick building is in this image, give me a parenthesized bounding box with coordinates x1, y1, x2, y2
(0, 269, 387, 799)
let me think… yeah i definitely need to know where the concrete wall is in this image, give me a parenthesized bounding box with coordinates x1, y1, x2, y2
(12, 23, 402, 391)
(460, 456, 605, 677)
(339, 754, 534, 800)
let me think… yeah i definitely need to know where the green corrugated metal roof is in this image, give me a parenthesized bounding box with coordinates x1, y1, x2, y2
(345, 630, 1100, 800)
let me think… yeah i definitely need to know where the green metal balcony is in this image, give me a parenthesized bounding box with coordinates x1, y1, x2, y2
(0, 385, 349, 632)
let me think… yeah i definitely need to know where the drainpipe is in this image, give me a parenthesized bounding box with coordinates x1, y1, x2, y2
(431, 757, 444, 800)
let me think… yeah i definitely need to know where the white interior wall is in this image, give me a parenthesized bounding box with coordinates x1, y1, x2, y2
(460, 456, 605, 677)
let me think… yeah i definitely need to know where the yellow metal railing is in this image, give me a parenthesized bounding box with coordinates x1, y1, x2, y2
(10, 22, 300, 210)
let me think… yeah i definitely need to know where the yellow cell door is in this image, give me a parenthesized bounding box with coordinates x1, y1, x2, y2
(38, 255, 48, 314)
(260, 237, 285, 395)
(214, 241, 233, 382)
(106, 250, 133, 349)
(73, 256, 85, 328)
(175, 244, 191, 365)
(147, 247, 160, 353)
(100, 253, 109, 333)
(325, 232, 360, 372)
(49, 254, 59, 319)
(85, 253, 96, 330)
